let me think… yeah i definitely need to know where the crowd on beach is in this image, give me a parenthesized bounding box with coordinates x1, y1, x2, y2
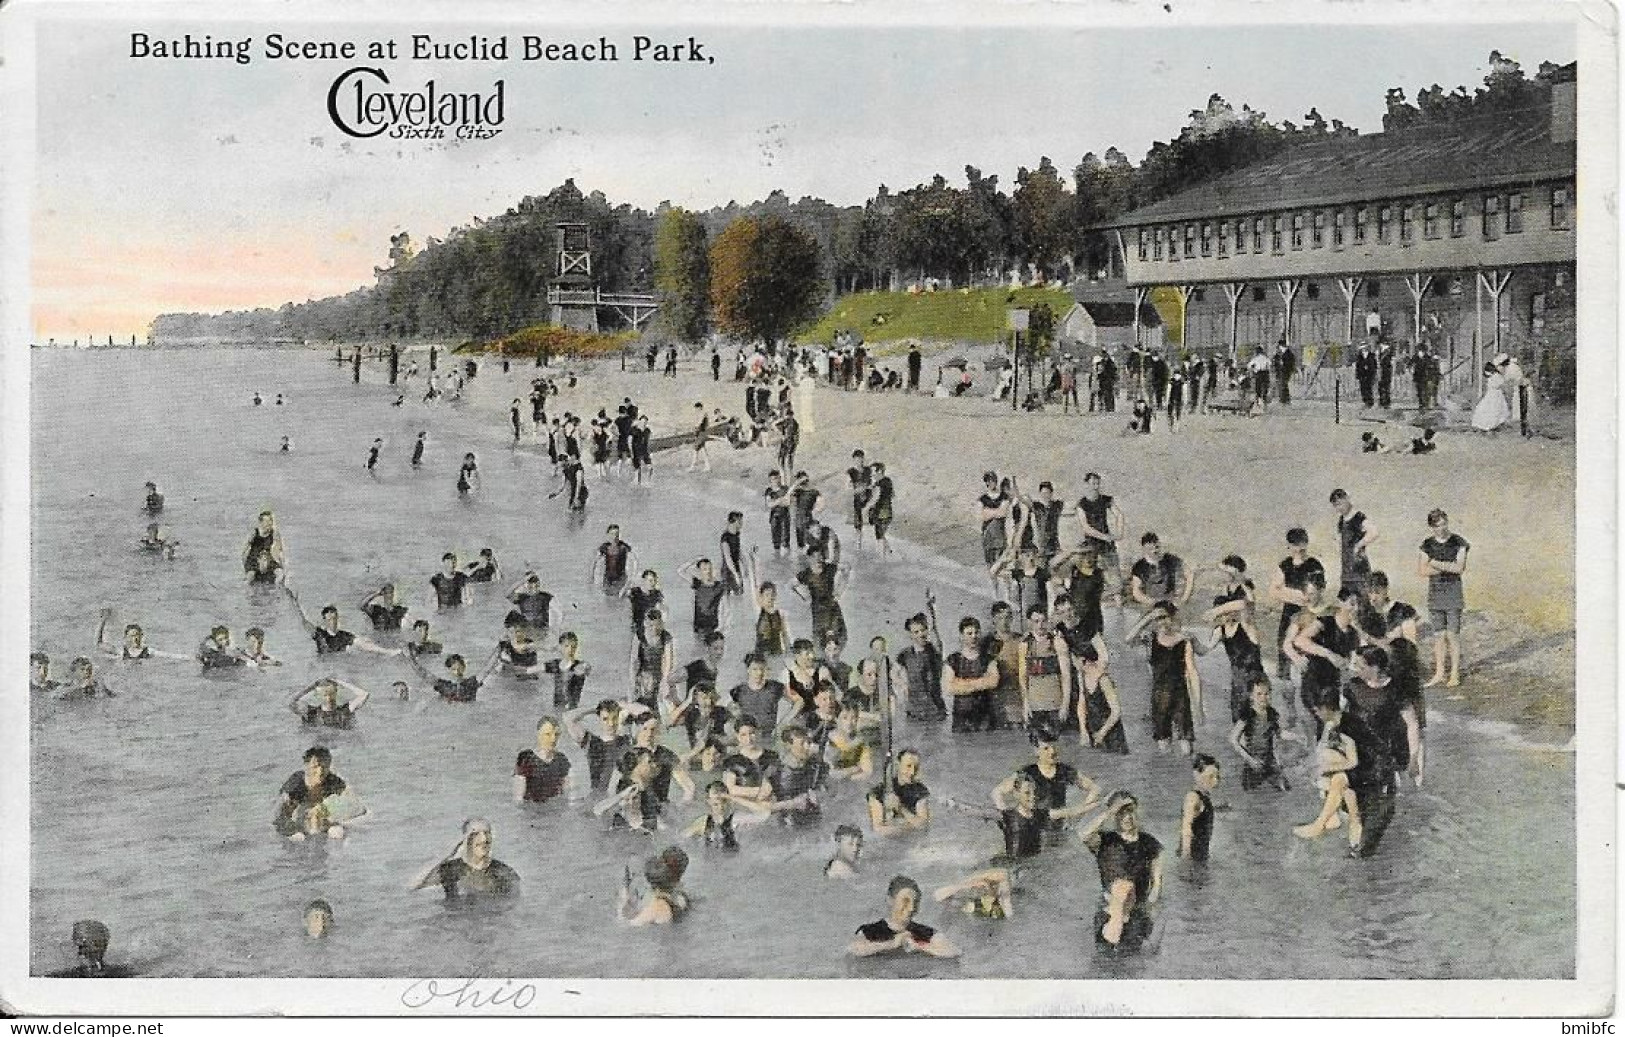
(33, 338, 1475, 975)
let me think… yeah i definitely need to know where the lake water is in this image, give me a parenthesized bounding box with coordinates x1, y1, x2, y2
(28, 348, 1574, 979)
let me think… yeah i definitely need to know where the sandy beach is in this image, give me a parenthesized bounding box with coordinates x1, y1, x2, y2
(513, 350, 1575, 741)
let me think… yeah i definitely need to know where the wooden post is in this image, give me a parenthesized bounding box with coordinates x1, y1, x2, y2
(1276, 279, 1302, 349)
(1473, 272, 1483, 396)
(1403, 273, 1434, 346)
(1175, 285, 1196, 355)
(1222, 282, 1245, 362)
(1336, 276, 1364, 346)
(1478, 269, 1513, 367)
(1132, 287, 1149, 347)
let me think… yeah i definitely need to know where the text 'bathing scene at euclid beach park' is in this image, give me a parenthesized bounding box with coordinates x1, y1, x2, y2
(26, 35, 1584, 983)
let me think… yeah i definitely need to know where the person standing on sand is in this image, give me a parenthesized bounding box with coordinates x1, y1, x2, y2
(1418, 509, 1469, 689)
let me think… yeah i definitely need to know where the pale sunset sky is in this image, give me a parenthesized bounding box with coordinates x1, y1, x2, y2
(28, 10, 1578, 340)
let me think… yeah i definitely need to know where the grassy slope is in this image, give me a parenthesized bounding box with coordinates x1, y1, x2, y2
(794, 286, 1075, 353)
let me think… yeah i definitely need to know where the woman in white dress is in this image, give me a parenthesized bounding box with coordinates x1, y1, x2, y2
(1471, 362, 1511, 433)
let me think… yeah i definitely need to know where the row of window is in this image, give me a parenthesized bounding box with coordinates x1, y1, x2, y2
(1137, 186, 1572, 263)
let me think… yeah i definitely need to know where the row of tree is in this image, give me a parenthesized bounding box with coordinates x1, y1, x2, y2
(150, 53, 1567, 347)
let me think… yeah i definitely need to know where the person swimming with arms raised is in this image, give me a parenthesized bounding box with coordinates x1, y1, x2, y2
(288, 678, 372, 729)
(94, 613, 191, 663)
(409, 818, 520, 903)
(286, 589, 402, 657)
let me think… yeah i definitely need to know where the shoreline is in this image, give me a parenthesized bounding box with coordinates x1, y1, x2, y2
(434, 354, 1577, 746)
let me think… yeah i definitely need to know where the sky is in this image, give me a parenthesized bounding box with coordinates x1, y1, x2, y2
(27, 11, 1579, 340)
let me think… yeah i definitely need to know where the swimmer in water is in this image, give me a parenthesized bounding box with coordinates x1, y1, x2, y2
(456, 452, 480, 497)
(410, 650, 501, 704)
(618, 847, 691, 926)
(242, 627, 280, 667)
(1079, 791, 1163, 951)
(393, 680, 411, 701)
(866, 748, 931, 836)
(933, 867, 1016, 920)
(824, 824, 865, 879)
(430, 552, 471, 610)
(513, 716, 575, 804)
(409, 818, 521, 901)
(95, 615, 190, 662)
(360, 582, 410, 631)
(848, 876, 960, 958)
(303, 900, 333, 938)
(142, 481, 164, 515)
(58, 657, 115, 699)
(410, 431, 426, 468)
(30, 652, 58, 695)
(404, 618, 443, 659)
(289, 677, 372, 728)
(366, 438, 383, 473)
(276, 393, 285, 406)
(464, 548, 499, 583)
(682, 780, 771, 849)
(590, 525, 636, 593)
(497, 623, 544, 679)
(253, 392, 263, 406)
(280, 436, 292, 453)
(393, 395, 405, 408)
(286, 589, 402, 656)
(138, 522, 179, 560)
(46, 920, 131, 978)
(505, 571, 558, 633)
(197, 625, 262, 670)
(274, 746, 348, 837)
(243, 511, 286, 584)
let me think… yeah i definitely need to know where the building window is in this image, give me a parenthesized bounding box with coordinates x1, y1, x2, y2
(1400, 205, 1415, 243)
(1354, 207, 1369, 244)
(1192, 289, 1205, 303)
(1530, 291, 1547, 333)
(1184, 224, 1196, 259)
(1365, 281, 1380, 298)
(1290, 213, 1305, 250)
(1271, 216, 1284, 253)
(1251, 286, 1266, 302)
(1252, 217, 1265, 254)
(1506, 192, 1525, 234)
(1138, 230, 1149, 261)
(1167, 226, 1179, 262)
(1482, 195, 1501, 240)
(1333, 210, 1346, 247)
(1201, 222, 1214, 257)
(1450, 199, 1466, 237)
(1306, 282, 1320, 300)
(1423, 203, 1440, 239)
(1431, 279, 1450, 297)
(1217, 221, 1230, 258)
(1376, 205, 1393, 243)
(1311, 212, 1326, 248)
(1234, 219, 1248, 253)
(1552, 185, 1571, 229)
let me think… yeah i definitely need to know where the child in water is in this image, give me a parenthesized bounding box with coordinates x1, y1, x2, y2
(1293, 702, 1362, 847)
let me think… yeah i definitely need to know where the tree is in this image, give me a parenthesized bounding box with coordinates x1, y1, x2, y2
(1011, 157, 1072, 278)
(709, 216, 824, 350)
(654, 208, 711, 342)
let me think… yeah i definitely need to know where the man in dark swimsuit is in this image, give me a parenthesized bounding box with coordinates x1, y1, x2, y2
(847, 876, 959, 958)
(1080, 792, 1163, 952)
(1329, 489, 1378, 598)
(594, 525, 634, 593)
(274, 746, 347, 837)
(1269, 527, 1326, 680)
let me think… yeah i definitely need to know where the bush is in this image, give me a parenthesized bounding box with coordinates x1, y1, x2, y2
(478, 324, 639, 358)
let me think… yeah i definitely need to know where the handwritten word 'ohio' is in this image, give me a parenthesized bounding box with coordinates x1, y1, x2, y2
(399, 978, 538, 1011)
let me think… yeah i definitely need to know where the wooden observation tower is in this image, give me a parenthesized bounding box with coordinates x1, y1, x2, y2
(546, 222, 660, 333)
